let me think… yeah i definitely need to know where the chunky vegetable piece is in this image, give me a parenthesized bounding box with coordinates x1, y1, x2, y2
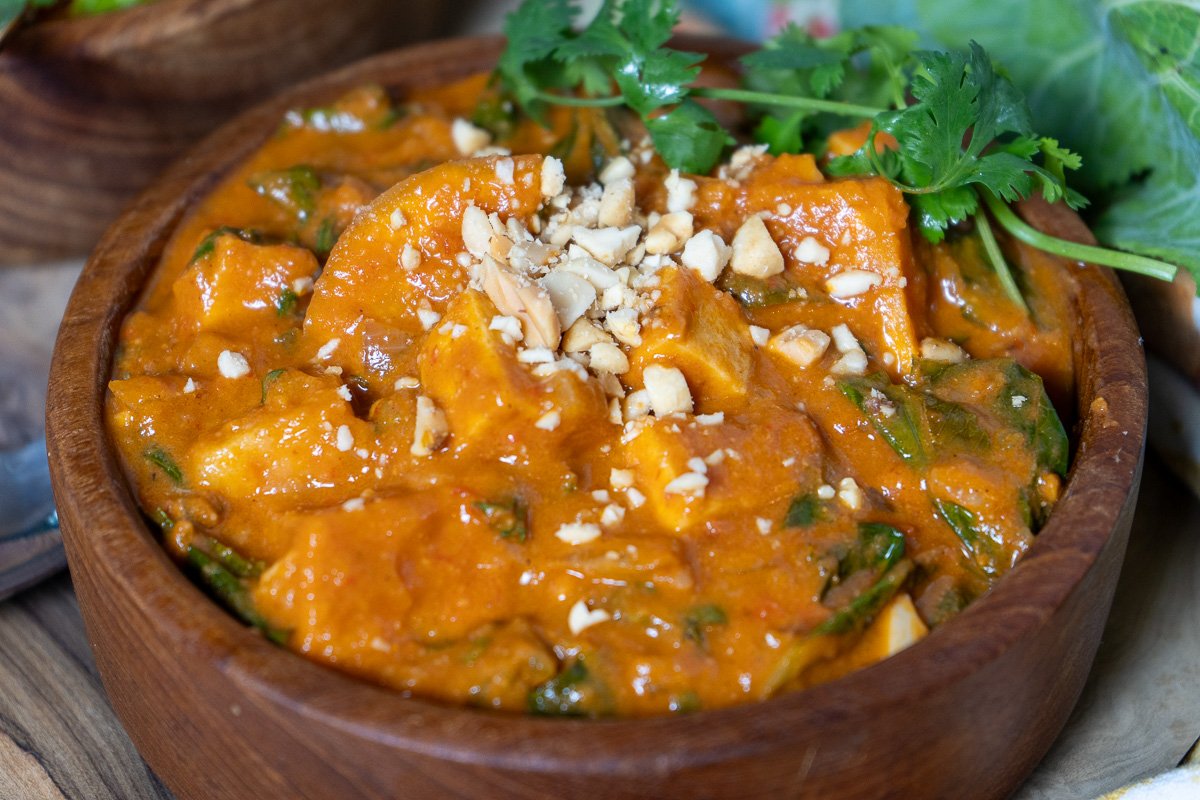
(106, 77, 1079, 717)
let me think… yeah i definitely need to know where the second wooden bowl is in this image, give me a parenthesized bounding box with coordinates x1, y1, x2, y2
(45, 36, 1148, 800)
(0, 0, 445, 265)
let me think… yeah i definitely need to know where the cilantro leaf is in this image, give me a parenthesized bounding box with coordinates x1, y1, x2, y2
(644, 100, 732, 174)
(741, 25, 916, 153)
(497, 0, 580, 118)
(845, 0, 1200, 282)
(859, 43, 1078, 240)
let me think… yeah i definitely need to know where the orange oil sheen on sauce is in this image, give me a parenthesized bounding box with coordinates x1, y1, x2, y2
(106, 75, 1077, 716)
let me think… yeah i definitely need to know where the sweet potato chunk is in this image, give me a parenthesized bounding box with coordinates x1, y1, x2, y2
(186, 372, 372, 507)
(401, 488, 524, 640)
(417, 289, 606, 452)
(741, 176, 922, 379)
(254, 494, 431, 662)
(620, 406, 823, 533)
(171, 235, 318, 337)
(626, 265, 753, 410)
(303, 155, 550, 386)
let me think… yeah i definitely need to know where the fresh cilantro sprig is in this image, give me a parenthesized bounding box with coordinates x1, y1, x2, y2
(497, 0, 731, 171)
(825, 43, 1089, 243)
(494, 0, 1179, 294)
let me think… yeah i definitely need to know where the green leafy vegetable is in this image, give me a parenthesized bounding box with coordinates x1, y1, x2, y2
(831, 42, 1085, 242)
(930, 358, 1068, 476)
(247, 166, 321, 221)
(276, 288, 298, 317)
(740, 24, 917, 153)
(313, 217, 337, 258)
(839, 375, 929, 467)
(192, 534, 265, 579)
(933, 498, 1003, 576)
(496, 0, 732, 172)
(471, 92, 519, 140)
(718, 272, 805, 308)
(841, 522, 907, 576)
(474, 497, 529, 542)
(496, 0, 1182, 288)
(153, 507, 173, 531)
(682, 603, 728, 647)
(528, 659, 591, 715)
(843, 0, 1200, 288)
(67, 0, 148, 15)
(784, 493, 822, 527)
(190, 226, 262, 263)
(642, 99, 731, 175)
(144, 444, 184, 486)
(186, 545, 285, 643)
(815, 560, 912, 636)
(261, 367, 286, 403)
(2, 0, 151, 29)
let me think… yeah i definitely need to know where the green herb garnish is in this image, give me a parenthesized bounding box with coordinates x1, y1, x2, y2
(474, 497, 529, 542)
(261, 367, 286, 404)
(144, 444, 184, 486)
(276, 288, 298, 317)
(528, 659, 591, 715)
(247, 166, 321, 221)
(682, 603, 728, 647)
(783, 493, 822, 527)
(494, 0, 1180, 294)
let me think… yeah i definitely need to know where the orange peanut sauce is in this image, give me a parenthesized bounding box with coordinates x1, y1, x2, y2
(106, 76, 1078, 716)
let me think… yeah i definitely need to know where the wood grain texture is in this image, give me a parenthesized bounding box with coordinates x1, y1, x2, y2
(1015, 462, 1200, 798)
(4, 460, 1193, 800)
(0, 574, 171, 800)
(44, 36, 1149, 800)
(0, 0, 446, 266)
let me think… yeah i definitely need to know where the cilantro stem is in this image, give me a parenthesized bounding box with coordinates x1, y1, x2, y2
(694, 87, 883, 119)
(973, 208, 1029, 313)
(529, 90, 627, 108)
(981, 192, 1178, 283)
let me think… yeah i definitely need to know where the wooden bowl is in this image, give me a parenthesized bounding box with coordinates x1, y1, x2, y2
(45, 36, 1148, 800)
(0, 0, 445, 266)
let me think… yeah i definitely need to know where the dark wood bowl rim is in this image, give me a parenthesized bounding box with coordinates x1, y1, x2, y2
(46, 34, 1147, 774)
(9, 0, 261, 56)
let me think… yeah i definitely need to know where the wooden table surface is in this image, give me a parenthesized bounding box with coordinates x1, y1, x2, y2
(2, 255, 1199, 799)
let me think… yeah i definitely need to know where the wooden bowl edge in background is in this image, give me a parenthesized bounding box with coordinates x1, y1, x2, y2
(0, 0, 445, 266)
(45, 35, 1148, 800)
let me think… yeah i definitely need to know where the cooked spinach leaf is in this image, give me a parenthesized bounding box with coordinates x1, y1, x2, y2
(144, 444, 184, 486)
(815, 559, 912, 636)
(475, 497, 529, 542)
(682, 603, 728, 647)
(185, 545, 285, 644)
(528, 659, 591, 716)
(784, 493, 822, 527)
(247, 166, 321, 221)
(933, 498, 1003, 576)
(190, 226, 262, 263)
(840, 375, 929, 467)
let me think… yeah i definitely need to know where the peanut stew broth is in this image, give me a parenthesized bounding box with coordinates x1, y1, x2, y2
(107, 76, 1077, 716)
